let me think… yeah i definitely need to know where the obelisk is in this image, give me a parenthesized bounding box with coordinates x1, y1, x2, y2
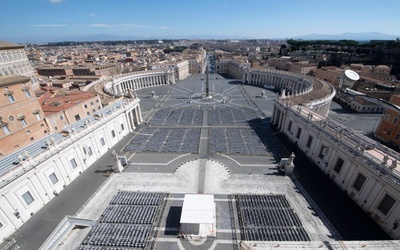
(205, 65, 210, 98)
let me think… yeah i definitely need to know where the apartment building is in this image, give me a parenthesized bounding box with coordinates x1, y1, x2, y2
(289, 61, 317, 75)
(181, 46, 207, 74)
(38, 87, 102, 132)
(215, 54, 250, 79)
(0, 76, 47, 157)
(36, 66, 73, 77)
(149, 60, 189, 80)
(315, 66, 343, 88)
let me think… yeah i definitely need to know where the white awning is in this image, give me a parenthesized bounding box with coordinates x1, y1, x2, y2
(180, 194, 214, 224)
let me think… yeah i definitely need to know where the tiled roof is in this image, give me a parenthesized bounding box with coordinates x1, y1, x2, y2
(0, 40, 24, 50)
(0, 76, 30, 87)
(288, 78, 334, 104)
(39, 89, 97, 116)
(0, 133, 65, 177)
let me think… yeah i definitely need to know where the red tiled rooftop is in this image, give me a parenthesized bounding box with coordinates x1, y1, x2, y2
(38, 88, 97, 116)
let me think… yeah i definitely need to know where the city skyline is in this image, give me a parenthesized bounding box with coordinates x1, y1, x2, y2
(1, 0, 400, 43)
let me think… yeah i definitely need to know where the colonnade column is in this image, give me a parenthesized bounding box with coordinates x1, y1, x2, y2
(271, 108, 277, 125)
(133, 106, 142, 125)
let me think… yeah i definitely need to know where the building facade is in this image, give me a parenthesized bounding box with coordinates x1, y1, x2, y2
(315, 66, 342, 89)
(0, 97, 141, 241)
(374, 95, 400, 147)
(0, 41, 39, 90)
(215, 56, 251, 79)
(36, 66, 73, 77)
(0, 76, 47, 157)
(272, 95, 400, 240)
(148, 60, 189, 80)
(181, 47, 207, 74)
(289, 61, 317, 75)
(38, 88, 103, 133)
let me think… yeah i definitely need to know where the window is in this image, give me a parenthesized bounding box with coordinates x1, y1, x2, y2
(84, 104, 88, 108)
(69, 158, 78, 168)
(26, 130, 31, 135)
(60, 115, 64, 120)
(377, 194, 396, 216)
(90, 101, 94, 105)
(352, 173, 367, 192)
(121, 123, 124, 131)
(333, 157, 344, 174)
(287, 121, 292, 132)
(100, 137, 105, 146)
(0, 221, 3, 228)
(111, 130, 116, 138)
(83, 145, 93, 156)
(1, 125, 10, 135)
(19, 118, 27, 127)
(75, 114, 81, 121)
(49, 172, 59, 185)
(6, 94, 15, 103)
(24, 89, 31, 98)
(296, 128, 302, 139)
(319, 146, 326, 159)
(306, 135, 313, 148)
(22, 191, 34, 205)
(86, 112, 90, 116)
(394, 117, 399, 124)
(30, 137, 34, 141)
(34, 113, 41, 121)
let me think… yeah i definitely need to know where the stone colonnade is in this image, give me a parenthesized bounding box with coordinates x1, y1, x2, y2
(104, 70, 175, 97)
(243, 69, 335, 117)
(242, 69, 313, 94)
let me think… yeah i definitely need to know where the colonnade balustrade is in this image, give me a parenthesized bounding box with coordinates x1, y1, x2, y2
(243, 69, 335, 117)
(243, 69, 313, 94)
(103, 70, 175, 97)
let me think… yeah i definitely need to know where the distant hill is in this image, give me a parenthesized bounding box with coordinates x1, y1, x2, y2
(51, 34, 256, 42)
(292, 32, 399, 41)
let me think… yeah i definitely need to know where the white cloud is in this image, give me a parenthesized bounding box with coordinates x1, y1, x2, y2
(121, 24, 148, 28)
(89, 12, 96, 17)
(32, 24, 68, 27)
(49, 0, 65, 3)
(89, 23, 148, 28)
(90, 23, 111, 28)
(88, 23, 170, 30)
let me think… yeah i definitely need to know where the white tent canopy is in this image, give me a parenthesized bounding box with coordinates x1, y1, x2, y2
(180, 194, 216, 236)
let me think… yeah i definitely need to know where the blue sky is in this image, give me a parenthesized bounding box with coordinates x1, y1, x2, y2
(1, 0, 400, 42)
